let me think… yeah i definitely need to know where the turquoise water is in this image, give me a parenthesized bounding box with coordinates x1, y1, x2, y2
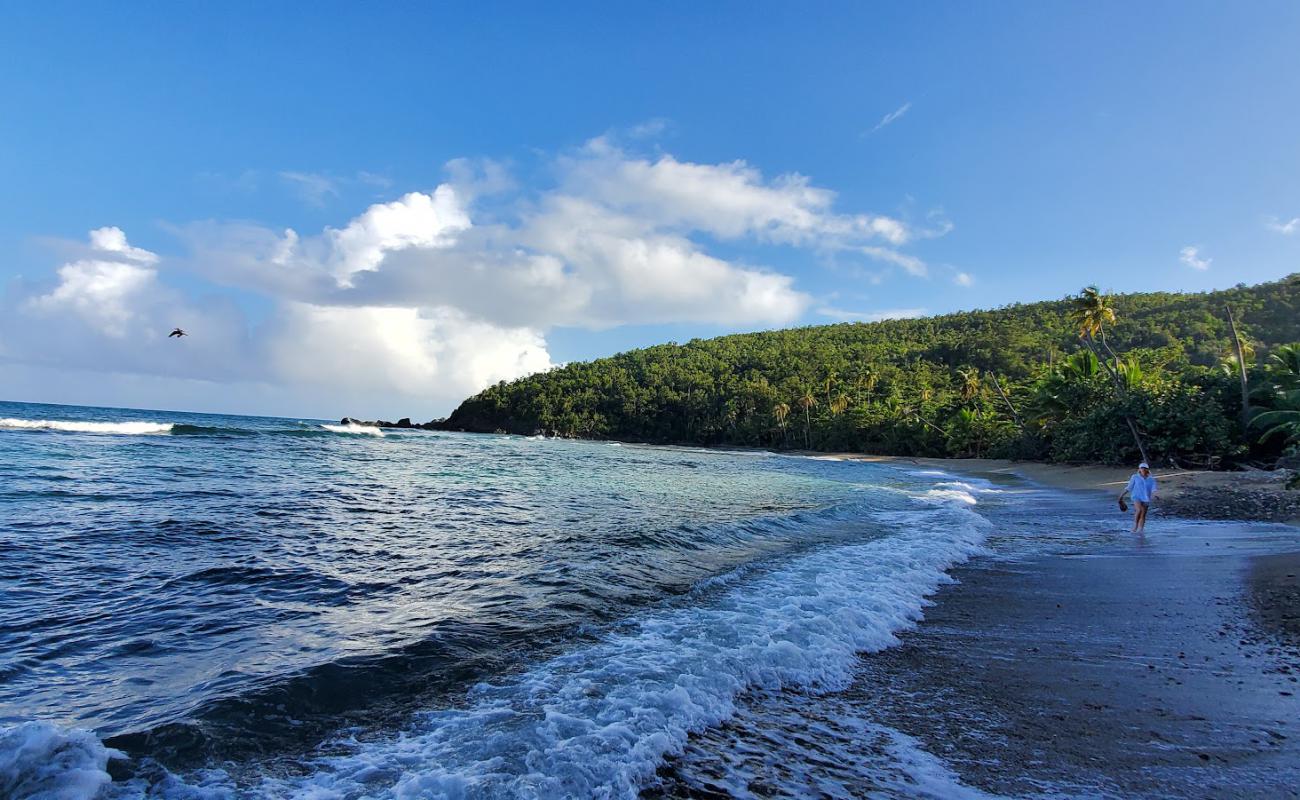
(0, 401, 990, 798)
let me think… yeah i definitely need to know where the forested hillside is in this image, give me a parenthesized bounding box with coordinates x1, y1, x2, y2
(440, 274, 1300, 465)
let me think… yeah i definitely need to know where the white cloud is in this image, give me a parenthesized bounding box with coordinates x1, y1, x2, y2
(29, 260, 156, 337)
(8, 138, 942, 417)
(356, 171, 394, 189)
(953, 271, 974, 287)
(6, 227, 553, 417)
(867, 101, 912, 134)
(26, 229, 160, 337)
(1266, 216, 1299, 235)
(184, 140, 928, 328)
(87, 226, 159, 264)
(321, 188, 471, 287)
(860, 246, 927, 277)
(279, 171, 340, 206)
(818, 306, 927, 322)
(265, 304, 552, 399)
(1179, 245, 1211, 271)
(561, 139, 913, 246)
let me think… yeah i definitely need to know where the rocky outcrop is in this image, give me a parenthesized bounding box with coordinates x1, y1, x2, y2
(340, 416, 445, 431)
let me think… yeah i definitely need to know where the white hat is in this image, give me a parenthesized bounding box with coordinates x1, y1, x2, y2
(1138, 462, 1150, 469)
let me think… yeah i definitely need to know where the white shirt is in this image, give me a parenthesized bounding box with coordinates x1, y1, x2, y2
(1126, 472, 1157, 503)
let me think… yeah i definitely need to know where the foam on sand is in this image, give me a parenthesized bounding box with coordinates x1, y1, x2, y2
(0, 417, 174, 435)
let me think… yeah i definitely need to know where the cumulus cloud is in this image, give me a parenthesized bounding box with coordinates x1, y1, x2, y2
(180, 138, 936, 329)
(1179, 245, 1211, 271)
(27, 228, 160, 337)
(320, 188, 471, 287)
(87, 226, 159, 264)
(264, 304, 552, 399)
(1266, 216, 1299, 235)
(6, 138, 942, 416)
(953, 271, 974, 287)
(560, 139, 911, 246)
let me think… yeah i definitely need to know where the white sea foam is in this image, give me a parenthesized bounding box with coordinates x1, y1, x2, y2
(0, 417, 174, 435)
(320, 423, 385, 437)
(20, 487, 989, 800)
(230, 493, 990, 799)
(922, 488, 979, 505)
(668, 698, 1009, 799)
(0, 721, 118, 800)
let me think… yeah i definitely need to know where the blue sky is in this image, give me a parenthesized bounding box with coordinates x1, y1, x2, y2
(2, 2, 1298, 418)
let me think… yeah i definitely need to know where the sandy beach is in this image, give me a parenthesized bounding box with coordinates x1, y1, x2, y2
(848, 456, 1300, 526)
(852, 464, 1300, 797)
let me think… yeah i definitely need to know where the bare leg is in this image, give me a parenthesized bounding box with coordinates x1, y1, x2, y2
(1135, 502, 1148, 533)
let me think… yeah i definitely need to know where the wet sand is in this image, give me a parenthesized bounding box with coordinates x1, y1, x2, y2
(849, 455, 1300, 525)
(851, 472, 1300, 798)
(655, 467, 1300, 798)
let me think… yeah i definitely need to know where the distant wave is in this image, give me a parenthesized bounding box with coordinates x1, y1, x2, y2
(320, 423, 385, 437)
(0, 417, 174, 435)
(0, 417, 394, 439)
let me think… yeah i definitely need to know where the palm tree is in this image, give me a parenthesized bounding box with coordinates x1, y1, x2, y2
(1263, 344, 1300, 393)
(1070, 286, 1119, 359)
(957, 367, 981, 403)
(797, 390, 817, 449)
(1070, 286, 1151, 464)
(985, 370, 1024, 431)
(830, 392, 850, 416)
(773, 402, 790, 445)
(1250, 344, 1300, 450)
(1224, 305, 1252, 431)
(1252, 402, 1300, 448)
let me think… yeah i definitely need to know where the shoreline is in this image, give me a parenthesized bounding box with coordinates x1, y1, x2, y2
(849, 464, 1300, 797)
(844, 453, 1300, 527)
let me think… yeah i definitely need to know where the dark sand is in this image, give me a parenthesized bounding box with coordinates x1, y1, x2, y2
(656, 471, 1300, 798)
(853, 477, 1300, 798)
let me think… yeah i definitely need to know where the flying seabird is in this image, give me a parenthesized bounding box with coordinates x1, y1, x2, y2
(169, 328, 187, 338)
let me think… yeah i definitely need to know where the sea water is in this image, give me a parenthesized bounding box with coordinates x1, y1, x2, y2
(0, 400, 995, 799)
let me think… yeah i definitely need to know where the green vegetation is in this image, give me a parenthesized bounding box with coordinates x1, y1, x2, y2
(441, 274, 1300, 466)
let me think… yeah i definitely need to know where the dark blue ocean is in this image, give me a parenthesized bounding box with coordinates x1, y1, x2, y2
(0, 400, 998, 799)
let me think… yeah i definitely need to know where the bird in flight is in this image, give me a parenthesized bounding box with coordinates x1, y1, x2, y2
(169, 328, 187, 338)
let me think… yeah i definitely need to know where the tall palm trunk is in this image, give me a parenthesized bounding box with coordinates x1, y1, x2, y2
(1225, 305, 1251, 432)
(986, 371, 1024, 430)
(803, 406, 811, 449)
(1082, 332, 1151, 465)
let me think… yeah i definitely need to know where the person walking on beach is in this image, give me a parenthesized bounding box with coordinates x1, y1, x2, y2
(1119, 462, 1157, 533)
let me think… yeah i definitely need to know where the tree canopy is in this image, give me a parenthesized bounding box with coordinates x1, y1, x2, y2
(438, 274, 1300, 466)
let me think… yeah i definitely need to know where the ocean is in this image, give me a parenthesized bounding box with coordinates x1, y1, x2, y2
(1, 400, 998, 799)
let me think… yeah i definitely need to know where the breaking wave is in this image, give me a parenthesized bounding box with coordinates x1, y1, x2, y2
(0, 417, 394, 439)
(80, 493, 988, 799)
(319, 423, 385, 437)
(0, 417, 175, 435)
(0, 721, 118, 800)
